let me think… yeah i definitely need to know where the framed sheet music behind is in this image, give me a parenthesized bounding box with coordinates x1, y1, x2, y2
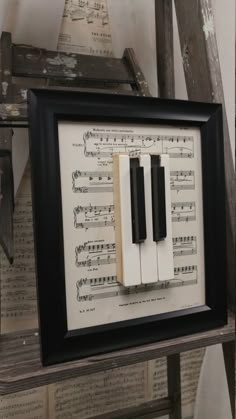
(28, 89, 227, 366)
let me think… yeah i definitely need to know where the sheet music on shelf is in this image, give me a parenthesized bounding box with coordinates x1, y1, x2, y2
(48, 362, 148, 418)
(58, 121, 206, 332)
(0, 387, 48, 419)
(148, 349, 205, 419)
(58, 0, 113, 56)
(0, 165, 38, 333)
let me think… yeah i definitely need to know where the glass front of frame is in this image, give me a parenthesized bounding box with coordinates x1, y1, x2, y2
(58, 122, 206, 332)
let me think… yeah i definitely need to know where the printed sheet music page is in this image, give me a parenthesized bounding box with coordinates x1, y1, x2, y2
(58, 0, 113, 56)
(58, 121, 206, 331)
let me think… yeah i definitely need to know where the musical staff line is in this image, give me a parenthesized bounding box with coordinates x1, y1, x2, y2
(171, 202, 196, 222)
(76, 265, 198, 301)
(83, 131, 194, 158)
(173, 236, 197, 257)
(76, 242, 116, 253)
(72, 169, 195, 193)
(170, 170, 195, 191)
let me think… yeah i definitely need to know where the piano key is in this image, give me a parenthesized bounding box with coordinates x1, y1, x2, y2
(113, 154, 141, 287)
(139, 154, 159, 284)
(130, 157, 147, 243)
(151, 155, 167, 241)
(156, 154, 174, 281)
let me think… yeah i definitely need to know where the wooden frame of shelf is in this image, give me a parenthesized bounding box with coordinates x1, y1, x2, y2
(0, 313, 234, 395)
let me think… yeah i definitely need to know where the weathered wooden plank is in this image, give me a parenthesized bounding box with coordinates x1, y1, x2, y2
(0, 32, 13, 102)
(0, 33, 15, 264)
(0, 314, 234, 395)
(123, 48, 151, 97)
(0, 149, 14, 264)
(222, 340, 235, 416)
(12, 45, 134, 83)
(174, 0, 235, 311)
(88, 398, 172, 419)
(0, 103, 28, 123)
(167, 354, 182, 419)
(155, 0, 175, 98)
(0, 86, 143, 126)
(0, 131, 14, 266)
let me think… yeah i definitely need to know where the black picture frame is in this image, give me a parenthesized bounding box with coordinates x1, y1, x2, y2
(28, 89, 227, 366)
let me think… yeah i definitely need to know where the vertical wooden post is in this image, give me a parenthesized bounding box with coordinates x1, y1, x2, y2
(167, 354, 182, 419)
(123, 48, 151, 97)
(174, 0, 235, 310)
(222, 341, 235, 416)
(155, 0, 175, 98)
(0, 32, 14, 265)
(155, 4, 181, 418)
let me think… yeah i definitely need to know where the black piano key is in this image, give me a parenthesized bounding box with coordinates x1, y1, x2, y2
(130, 158, 147, 243)
(151, 155, 167, 241)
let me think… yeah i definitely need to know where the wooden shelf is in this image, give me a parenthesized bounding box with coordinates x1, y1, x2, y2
(0, 313, 234, 395)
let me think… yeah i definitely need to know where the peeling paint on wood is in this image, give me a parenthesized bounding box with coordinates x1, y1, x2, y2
(5, 105, 20, 117)
(46, 54, 77, 69)
(1, 81, 8, 96)
(13, 45, 134, 82)
(182, 44, 190, 69)
(64, 71, 77, 78)
(202, 7, 215, 40)
(20, 89, 27, 101)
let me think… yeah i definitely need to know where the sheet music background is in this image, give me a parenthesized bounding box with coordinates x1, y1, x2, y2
(58, 121, 205, 331)
(58, 0, 113, 56)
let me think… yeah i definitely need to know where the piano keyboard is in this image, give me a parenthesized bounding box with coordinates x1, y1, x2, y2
(113, 153, 174, 287)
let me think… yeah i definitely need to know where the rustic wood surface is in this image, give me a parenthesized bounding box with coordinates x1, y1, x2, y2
(155, 0, 175, 98)
(0, 152, 14, 264)
(155, 4, 179, 417)
(174, 0, 236, 312)
(167, 354, 182, 419)
(0, 32, 13, 102)
(0, 85, 141, 125)
(0, 33, 14, 266)
(12, 44, 134, 83)
(222, 340, 235, 414)
(0, 314, 234, 395)
(88, 398, 172, 419)
(123, 48, 151, 96)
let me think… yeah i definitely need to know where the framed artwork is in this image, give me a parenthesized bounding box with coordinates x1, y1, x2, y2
(28, 89, 227, 366)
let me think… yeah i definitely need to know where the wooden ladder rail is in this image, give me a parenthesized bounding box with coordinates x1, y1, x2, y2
(0, 31, 150, 267)
(156, 0, 235, 418)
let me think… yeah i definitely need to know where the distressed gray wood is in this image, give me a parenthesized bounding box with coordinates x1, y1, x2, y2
(155, 0, 175, 98)
(88, 398, 172, 419)
(0, 33, 14, 264)
(0, 86, 140, 126)
(0, 103, 28, 123)
(0, 153, 14, 264)
(123, 49, 151, 97)
(174, 0, 235, 311)
(155, 6, 179, 417)
(222, 340, 235, 416)
(167, 354, 182, 419)
(13, 44, 134, 84)
(0, 32, 13, 102)
(0, 314, 234, 395)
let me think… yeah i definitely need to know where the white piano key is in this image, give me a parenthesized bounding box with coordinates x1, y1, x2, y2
(139, 154, 159, 284)
(157, 154, 174, 281)
(113, 154, 141, 287)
